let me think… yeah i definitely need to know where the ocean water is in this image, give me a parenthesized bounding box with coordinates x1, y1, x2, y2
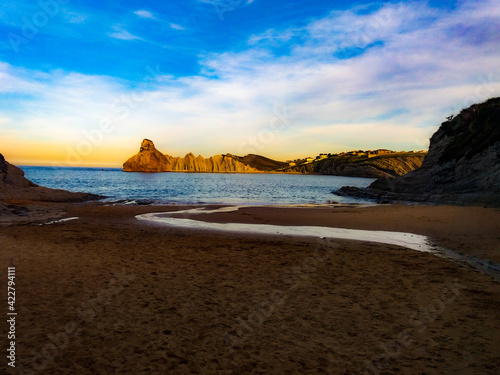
(20, 166, 377, 205)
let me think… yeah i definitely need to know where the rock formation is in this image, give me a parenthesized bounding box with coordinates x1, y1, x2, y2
(335, 98, 500, 206)
(123, 139, 425, 177)
(229, 154, 288, 172)
(0, 153, 102, 202)
(285, 153, 425, 178)
(123, 139, 261, 173)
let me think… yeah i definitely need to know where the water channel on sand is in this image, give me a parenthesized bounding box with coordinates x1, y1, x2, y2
(136, 206, 500, 282)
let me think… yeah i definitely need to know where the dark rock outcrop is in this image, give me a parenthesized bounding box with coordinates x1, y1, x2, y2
(0, 154, 103, 202)
(285, 153, 425, 178)
(123, 139, 261, 173)
(335, 98, 500, 206)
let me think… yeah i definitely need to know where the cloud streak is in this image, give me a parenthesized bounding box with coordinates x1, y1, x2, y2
(108, 25, 142, 40)
(169, 23, 185, 31)
(134, 10, 155, 19)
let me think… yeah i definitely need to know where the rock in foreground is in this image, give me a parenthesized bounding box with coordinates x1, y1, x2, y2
(335, 98, 500, 207)
(0, 154, 103, 203)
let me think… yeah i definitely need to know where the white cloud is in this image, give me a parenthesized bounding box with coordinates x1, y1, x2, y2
(64, 11, 88, 24)
(134, 10, 155, 19)
(170, 23, 185, 31)
(134, 10, 185, 31)
(199, 0, 256, 8)
(108, 25, 141, 40)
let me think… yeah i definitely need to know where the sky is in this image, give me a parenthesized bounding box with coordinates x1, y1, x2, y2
(0, 0, 499, 167)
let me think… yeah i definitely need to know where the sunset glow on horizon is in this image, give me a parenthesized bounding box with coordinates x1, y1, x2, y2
(1, 0, 499, 167)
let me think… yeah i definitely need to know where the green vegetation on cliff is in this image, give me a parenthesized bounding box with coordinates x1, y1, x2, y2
(281, 152, 427, 178)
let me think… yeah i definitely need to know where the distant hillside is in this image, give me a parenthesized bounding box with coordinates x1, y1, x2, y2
(281, 152, 426, 178)
(228, 154, 288, 171)
(335, 97, 500, 206)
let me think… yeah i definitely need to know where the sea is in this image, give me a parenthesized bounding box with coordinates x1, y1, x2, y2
(20, 166, 377, 205)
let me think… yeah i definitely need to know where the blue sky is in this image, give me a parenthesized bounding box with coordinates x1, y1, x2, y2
(1, 0, 499, 166)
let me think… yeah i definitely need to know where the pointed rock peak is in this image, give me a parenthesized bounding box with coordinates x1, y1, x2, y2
(140, 139, 156, 152)
(0, 153, 6, 171)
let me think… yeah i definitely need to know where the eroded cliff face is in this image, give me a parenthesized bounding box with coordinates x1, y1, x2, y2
(285, 154, 426, 178)
(123, 139, 260, 173)
(124, 139, 426, 176)
(336, 98, 500, 206)
(0, 154, 102, 202)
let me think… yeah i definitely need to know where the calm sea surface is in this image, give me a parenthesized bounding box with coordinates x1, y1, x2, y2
(20, 167, 376, 205)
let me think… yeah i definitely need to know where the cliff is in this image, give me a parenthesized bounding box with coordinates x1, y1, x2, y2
(335, 98, 500, 206)
(123, 139, 261, 173)
(124, 139, 425, 177)
(284, 153, 426, 178)
(229, 154, 288, 172)
(0, 154, 102, 202)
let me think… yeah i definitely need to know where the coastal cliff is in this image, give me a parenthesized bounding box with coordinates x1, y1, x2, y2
(284, 153, 426, 178)
(0, 154, 102, 202)
(123, 139, 260, 173)
(123, 139, 425, 177)
(335, 98, 500, 206)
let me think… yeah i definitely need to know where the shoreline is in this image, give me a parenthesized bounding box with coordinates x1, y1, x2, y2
(3, 200, 500, 262)
(1, 200, 500, 374)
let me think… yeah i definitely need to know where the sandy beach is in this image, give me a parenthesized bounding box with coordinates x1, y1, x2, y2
(2, 0, 500, 373)
(1, 202, 500, 374)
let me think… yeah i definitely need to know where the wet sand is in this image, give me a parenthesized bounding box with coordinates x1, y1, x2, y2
(1, 203, 500, 374)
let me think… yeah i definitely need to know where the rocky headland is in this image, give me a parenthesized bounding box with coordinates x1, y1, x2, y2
(0, 153, 102, 203)
(335, 98, 500, 206)
(123, 139, 261, 173)
(123, 139, 424, 177)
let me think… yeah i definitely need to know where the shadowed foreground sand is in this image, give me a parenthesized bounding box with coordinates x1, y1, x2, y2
(1, 203, 499, 374)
